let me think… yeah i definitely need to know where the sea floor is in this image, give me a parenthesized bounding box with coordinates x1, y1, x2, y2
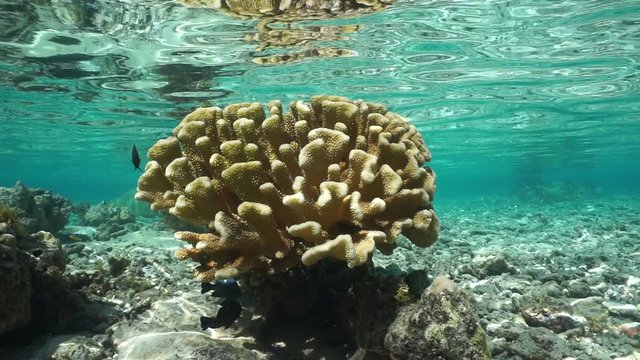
(3, 193, 640, 359)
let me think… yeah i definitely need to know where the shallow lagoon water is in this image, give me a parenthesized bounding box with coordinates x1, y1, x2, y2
(0, 0, 640, 359)
(1, 0, 639, 202)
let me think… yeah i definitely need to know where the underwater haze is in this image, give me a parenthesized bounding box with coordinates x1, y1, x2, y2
(1, 0, 639, 203)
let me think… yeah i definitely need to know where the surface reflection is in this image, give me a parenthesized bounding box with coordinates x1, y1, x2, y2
(179, 0, 394, 64)
(180, 0, 392, 19)
(0, 0, 245, 102)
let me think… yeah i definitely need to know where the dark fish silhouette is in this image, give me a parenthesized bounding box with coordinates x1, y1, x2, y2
(201, 279, 241, 299)
(131, 144, 142, 172)
(200, 298, 242, 330)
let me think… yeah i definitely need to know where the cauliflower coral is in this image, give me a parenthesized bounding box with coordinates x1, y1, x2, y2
(135, 95, 439, 281)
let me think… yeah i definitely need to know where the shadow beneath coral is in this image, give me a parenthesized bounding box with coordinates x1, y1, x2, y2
(251, 306, 357, 359)
(237, 262, 413, 360)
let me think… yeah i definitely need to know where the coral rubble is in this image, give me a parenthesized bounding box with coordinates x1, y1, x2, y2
(136, 96, 438, 281)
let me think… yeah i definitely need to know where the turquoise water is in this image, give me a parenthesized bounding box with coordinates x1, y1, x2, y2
(1, 0, 639, 203)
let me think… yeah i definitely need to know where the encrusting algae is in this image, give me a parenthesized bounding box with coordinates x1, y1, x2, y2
(135, 95, 439, 281)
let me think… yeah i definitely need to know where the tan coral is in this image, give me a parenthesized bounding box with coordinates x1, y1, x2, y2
(178, 0, 394, 20)
(136, 96, 439, 280)
(177, 0, 390, 65)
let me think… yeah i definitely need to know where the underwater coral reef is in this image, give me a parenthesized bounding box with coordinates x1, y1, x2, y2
(135, 96, 439, 281)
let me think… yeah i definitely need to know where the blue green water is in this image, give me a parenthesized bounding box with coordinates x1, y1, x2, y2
(1, 0, 639, 203)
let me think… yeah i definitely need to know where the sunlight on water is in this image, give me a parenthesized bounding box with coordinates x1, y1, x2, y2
(0, 0, 639, 201)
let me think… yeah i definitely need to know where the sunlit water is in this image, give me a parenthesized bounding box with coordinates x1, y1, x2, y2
(0, 0, 638, 202)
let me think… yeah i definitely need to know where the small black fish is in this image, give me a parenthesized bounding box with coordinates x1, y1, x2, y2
(201, 279, 241, 299)
(200, 298, 242, 330)
(131, 144, 142, 172)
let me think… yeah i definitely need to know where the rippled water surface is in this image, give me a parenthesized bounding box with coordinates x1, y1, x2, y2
(1, 0, 639, 201)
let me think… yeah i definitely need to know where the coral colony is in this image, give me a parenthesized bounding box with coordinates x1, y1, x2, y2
(135, 95, 439, 281)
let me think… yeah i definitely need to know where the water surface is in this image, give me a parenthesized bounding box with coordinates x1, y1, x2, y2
(1, 0, 638, 202)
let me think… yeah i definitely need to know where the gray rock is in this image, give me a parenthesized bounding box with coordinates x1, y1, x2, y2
(458, 263, 476, 277)
(604, 302, 640, 321)
(524, 266, 554, 282)
(565, 280, 593, 298)
(485, 321, 524, 341)
(613, 352, 640, 360)
(522, 309, 585, 333)
(499, 327, 574, 359)
(82, 202, 135, 227)
(541, 282, 563, 298)
(472, 254, 514, 278)
(80, 202, 139, 241)
(117, 332, 263, 360)
(570, 297, 609, 331)
(28, 230, 65, 265)
(0, 182, 71, 234)
(384, 286, 491, 360)
(603, 271, 629, 286)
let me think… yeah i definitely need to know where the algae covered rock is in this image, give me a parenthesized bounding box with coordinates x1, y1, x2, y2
(0, 182, 72, 234)
(80, 202, 139, 241)
(135, 96, 438, 281)
(384, 285, 492, 360)
(0, 222, 66, 335)
(81, 202, 136, 227)
(0, 185, 69, 335)
(0, 225, 32, 334)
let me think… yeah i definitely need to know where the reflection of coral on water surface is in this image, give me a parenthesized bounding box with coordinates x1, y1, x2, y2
(247, 21, 360, 64)
(179, 0, 394, 19)
(179, 0, 394, 64)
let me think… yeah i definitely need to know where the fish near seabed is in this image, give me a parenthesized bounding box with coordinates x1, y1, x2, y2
(200, 298, 242, 330)
(200, 279, 242, 329)
(131, 144, 142, 172)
